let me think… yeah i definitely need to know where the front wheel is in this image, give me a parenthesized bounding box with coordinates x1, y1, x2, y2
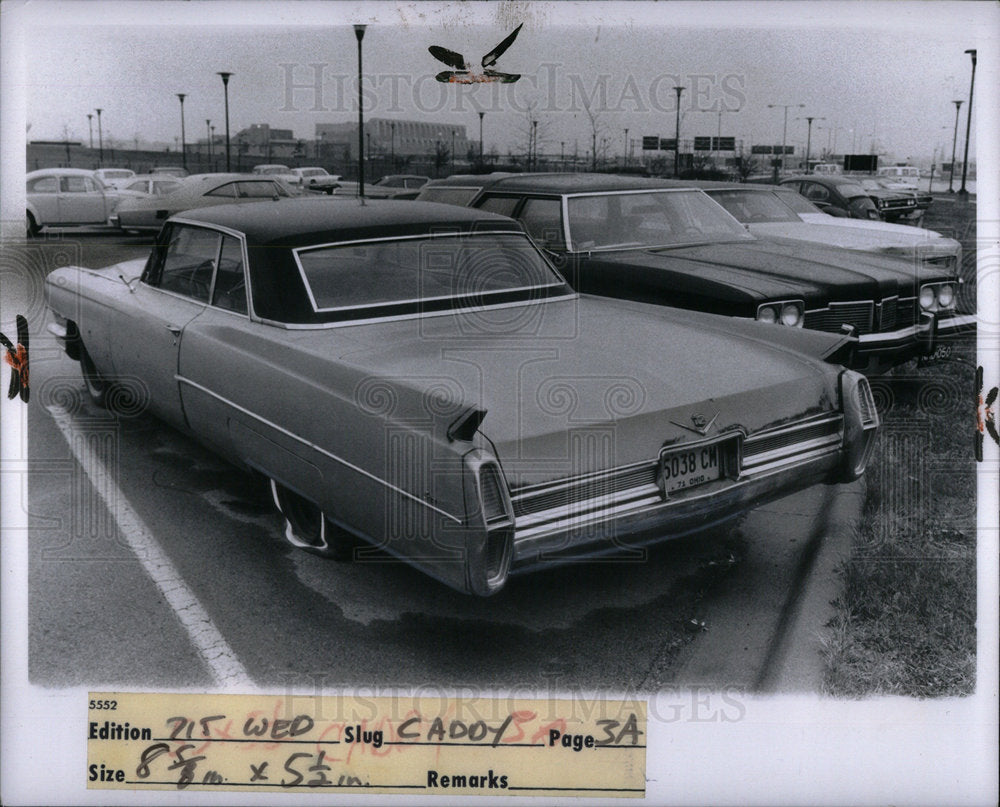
(79, 342, 109, 407)
(26, 212, 41, 238)
(269, 480, 360, 561)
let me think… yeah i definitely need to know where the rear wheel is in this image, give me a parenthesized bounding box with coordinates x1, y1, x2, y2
(26, 212, 41, 238)
(79, 342, 109, 407)
(269, 480, 359, 561)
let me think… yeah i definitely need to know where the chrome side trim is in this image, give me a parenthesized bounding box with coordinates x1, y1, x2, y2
(176, 375, 464, 523)
(254, 293, 578, 330)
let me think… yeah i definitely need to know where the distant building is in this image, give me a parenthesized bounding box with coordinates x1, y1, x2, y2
(314, 118, 470, 164)
(233, 123, 305, 160)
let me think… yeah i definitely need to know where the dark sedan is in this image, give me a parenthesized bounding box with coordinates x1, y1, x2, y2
(417, 173, 974, 374)
(777, 175, 882, 220)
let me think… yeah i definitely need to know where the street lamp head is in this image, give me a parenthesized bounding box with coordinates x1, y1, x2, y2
(95, 108, 102, 115)
(953, 99, 964, 108)
(965, 48, 976, 64)
(217, 71, 233, 85)
(354, 24, 366, 41)
(177, 93, 186, 103)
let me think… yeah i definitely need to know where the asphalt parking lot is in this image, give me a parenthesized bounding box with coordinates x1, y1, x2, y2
(9, 229, 852, 694)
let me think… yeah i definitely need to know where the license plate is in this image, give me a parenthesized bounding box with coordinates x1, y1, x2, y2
(658, 441, 725, 495)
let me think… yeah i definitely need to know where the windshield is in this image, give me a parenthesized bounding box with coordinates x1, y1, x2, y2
(294, 232, 569, 314)
(256, 166, 289, 175)
(102, 170, 133, 179)
(566, 190, 752, 250)
(706, 189, 802, 223)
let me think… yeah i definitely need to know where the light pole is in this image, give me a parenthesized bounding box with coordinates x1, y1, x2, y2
(623, 127, 629, 168)
(87, 114, 93, 149)
(95, 108, 104, 165)
(948, 99, 963, 192)
(713, 107, 740, 170)
(354, 24, 366, 197)
(672, 86, 685, 177)
(451, 129, 456, 169)
(796, 115, 825, 172)
(217, 72, 233, 171)
(959, 49, 976, 198)
(176, 94, 187, 170)
(531, 119, 538, 171)
(767, 103, 803, 179)
(478, 111, 485, 164)
(390, 121, 395, 169)
(210, 125, 216, 166)
(205, 119, 211, 161)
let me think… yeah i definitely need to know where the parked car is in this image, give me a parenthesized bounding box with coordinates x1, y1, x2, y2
(776, 175, 881, 220)
(45, 197, 879, 595)
(877, 165, 921, 189)
(251, 164, 301, 186)
(856, 178, 922, 223)
(25, 168, 129, 236)
(364, 174, 432, 199)
(150, 165, 189, 178)
(111, 173, 294, 232)
(695, 182, 960, 271)
(289, 167, 343, 193)
(417, 173, 974, 373)
(864, 177, 933, 216)
(93, 168, 137, 189)
(117, 174, 184, 198)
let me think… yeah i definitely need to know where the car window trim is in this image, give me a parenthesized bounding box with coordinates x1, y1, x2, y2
(291, 230, 568, 314)
(144, 219, 254, 320)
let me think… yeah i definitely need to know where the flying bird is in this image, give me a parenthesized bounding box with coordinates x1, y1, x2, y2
(429, 23, 524, 84)
(0, 314, 29, 403)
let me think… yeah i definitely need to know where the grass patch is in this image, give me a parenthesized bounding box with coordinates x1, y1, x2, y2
(822, 201, 978, 697)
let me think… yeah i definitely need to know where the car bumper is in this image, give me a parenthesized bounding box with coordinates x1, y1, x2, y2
(509, 430, 857, 573)
(853, 311, 977, 372)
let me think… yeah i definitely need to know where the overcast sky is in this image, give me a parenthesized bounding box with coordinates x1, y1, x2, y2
(6, 1, 997, 163)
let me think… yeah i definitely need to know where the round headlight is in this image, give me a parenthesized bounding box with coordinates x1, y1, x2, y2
(780, 303, 802, 327)
(937, 284, 955, 308)
(919, 286, 936, 310)
(757, 305, 777, 324)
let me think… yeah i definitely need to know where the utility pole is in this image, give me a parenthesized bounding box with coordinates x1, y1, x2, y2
(673, 86, 684, 177)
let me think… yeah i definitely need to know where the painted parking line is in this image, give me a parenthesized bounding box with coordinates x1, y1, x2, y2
(46, 404, 254, 689)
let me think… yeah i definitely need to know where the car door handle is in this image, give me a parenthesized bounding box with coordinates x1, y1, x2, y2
(166, 324, 182, 336)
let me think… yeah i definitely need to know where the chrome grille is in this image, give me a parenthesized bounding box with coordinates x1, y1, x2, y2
(895, 297, 917, 329)
(878, 296, 897, 331)
(804, 301, 874, 334)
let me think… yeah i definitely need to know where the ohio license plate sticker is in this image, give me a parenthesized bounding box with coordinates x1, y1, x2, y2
(659, 441, 726, 494)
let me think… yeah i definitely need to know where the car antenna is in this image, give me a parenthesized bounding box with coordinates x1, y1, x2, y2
(118, 273, 138, 293)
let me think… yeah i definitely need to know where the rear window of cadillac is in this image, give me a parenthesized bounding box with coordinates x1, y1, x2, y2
(293, 232, 566, 314)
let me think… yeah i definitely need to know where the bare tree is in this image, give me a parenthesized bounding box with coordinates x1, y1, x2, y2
(734, 153, 759, 182)
(577, 94, 612, 172)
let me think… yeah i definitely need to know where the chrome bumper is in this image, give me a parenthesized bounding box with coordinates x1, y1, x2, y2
(510, 448, 844, 570)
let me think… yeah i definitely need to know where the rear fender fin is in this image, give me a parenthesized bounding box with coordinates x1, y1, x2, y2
(447, 407, 486, 442)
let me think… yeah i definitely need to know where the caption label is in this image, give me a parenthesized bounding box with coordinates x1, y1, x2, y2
(87, 692, 646, 796)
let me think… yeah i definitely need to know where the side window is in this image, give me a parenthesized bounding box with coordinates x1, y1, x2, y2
(156, 226, 221, 303)
(61, 176, 88, 193)
(211, 235, 248, 314)
(801, 182, 831, 203)
(84, 177, 99, 193)
(236, 181, 282, 198)
(29, 177, 58, 193)
(518, 198, 565, 250)
(205, 183, 237, 198)
(476, 195, 520, 218)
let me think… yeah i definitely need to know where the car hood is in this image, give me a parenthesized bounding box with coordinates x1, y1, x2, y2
(747, 222, 960, 260)
(287, 296, 846, 486)
(594, 240, 916, 303)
